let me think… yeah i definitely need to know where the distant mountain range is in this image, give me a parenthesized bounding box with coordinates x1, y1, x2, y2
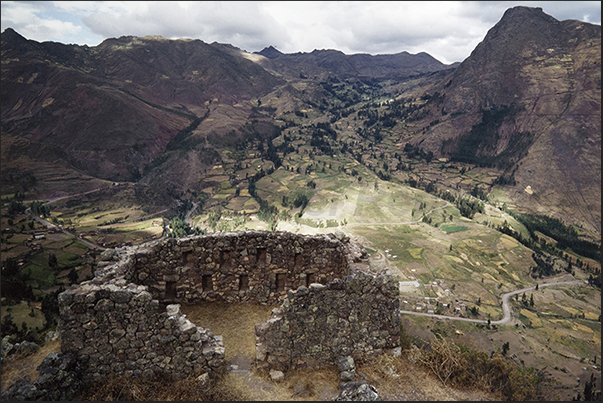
(1, 6, 600, 239)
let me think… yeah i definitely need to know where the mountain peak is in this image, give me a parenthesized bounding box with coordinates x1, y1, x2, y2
(1, 27, 28, 44)
(257, 45, 283, 59)
(499, 5, 559, 26)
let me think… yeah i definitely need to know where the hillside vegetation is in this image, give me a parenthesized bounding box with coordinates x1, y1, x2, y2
(1, 5, 600, 401)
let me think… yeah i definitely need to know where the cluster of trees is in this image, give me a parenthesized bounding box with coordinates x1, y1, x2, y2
(166, 116, 203, 151)
(512, 212, 600, 262)
(403, 142, 434, 163)
(517, 292, 535, 308)
(1, 257, 35, 302)
(574, 373, 600, 401)
(309, 122, 337, 156)
(168, 217, 205, 237)
(445, 105, 515, 167)
(455, 196, 485, 219)
(530, 252, 561, 278)
(29, 200, 51, 218)
(7, 199, 26, 216)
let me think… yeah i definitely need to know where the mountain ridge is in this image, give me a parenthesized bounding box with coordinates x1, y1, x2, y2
(408, 6, 601, 237)
(1, 5, 600, 239)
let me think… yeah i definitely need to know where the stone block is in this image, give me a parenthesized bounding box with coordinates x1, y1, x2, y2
(269, 370, 285, 382)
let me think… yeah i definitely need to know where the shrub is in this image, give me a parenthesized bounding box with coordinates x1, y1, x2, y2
(418, 335, 541, 400)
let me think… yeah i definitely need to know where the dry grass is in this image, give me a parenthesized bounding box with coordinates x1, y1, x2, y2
(219, 367, 340, 401)
(357, 353, 501, 401)
(77, 371, 241, 401)
(181, 301, 275, 360)
(76, 365, 341, 401)
(0, 340, 60, 392)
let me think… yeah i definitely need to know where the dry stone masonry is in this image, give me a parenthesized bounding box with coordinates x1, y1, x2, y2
(129, 230, 357, 305)
(46, 230, 399, 397)
(57, 280, 225, 382)
(255, 271, 400, 371)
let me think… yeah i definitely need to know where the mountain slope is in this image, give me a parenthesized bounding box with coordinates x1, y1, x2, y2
(0, 29, 284, 181)
(1, 6, 600, 239)
(254, 46, 455, 80)
(409, 6, 601, 236)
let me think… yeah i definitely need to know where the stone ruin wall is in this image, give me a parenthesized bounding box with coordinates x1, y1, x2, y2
(255, 271, 400, 371)
(57, 256, 225, 382)
(57, 230, 399, 383)
(129, 231, 353, 305)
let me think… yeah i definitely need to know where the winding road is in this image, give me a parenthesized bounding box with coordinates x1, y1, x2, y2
(24, 187, 117, 250)
(399, 279, 586, 324)
(25, 206, 106, 250)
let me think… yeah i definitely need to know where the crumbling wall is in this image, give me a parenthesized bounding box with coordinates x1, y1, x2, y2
(57, 230, 366, 382)
(254, 271, 400, 371)
(130, 230, 356, 304)
(57, 274, 224, 381)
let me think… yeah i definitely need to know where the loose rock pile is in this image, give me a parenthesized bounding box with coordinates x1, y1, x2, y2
(332, 356, 380, 401)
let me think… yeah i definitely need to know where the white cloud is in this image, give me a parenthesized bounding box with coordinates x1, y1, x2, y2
(1, 1, 600, 63)
(1, 1, 82, 43)
(81, 1, 289, 51)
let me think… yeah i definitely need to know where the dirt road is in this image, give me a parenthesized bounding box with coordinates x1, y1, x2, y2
(400, 279, 586, 324)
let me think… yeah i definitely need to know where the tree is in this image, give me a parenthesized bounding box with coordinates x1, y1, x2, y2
(502, 341, 510, 357)
(48, 253, 58, 269)
(529, 294, 534, 307)
(68, 268, 79, 284)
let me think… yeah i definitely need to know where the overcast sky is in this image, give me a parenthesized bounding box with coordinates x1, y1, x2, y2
(1, 1, 600, 64)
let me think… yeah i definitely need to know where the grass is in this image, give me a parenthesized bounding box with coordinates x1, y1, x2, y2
(0, 301, 46, 331)
(1, 117, 600, 401)
(0, 340, 60, 392)
(181, 302, 275, 361)
(439, 224, 468, 234)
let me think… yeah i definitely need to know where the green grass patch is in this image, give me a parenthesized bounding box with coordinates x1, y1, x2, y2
(23, 263, 56, 289)
(439, 224, 468, 234)
(1, 301, 46, 330)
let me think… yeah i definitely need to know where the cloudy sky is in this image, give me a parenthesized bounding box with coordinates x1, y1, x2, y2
(1, 1, 600, 64)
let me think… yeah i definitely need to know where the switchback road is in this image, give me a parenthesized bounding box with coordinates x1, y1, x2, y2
(400, 279, 586, 324)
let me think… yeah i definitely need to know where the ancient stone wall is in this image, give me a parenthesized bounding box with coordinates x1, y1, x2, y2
(129, 230, 355, 304)
(57, 230, 366, 382)
(254, 271, 400, 371)
(57, 273, 224, 381)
